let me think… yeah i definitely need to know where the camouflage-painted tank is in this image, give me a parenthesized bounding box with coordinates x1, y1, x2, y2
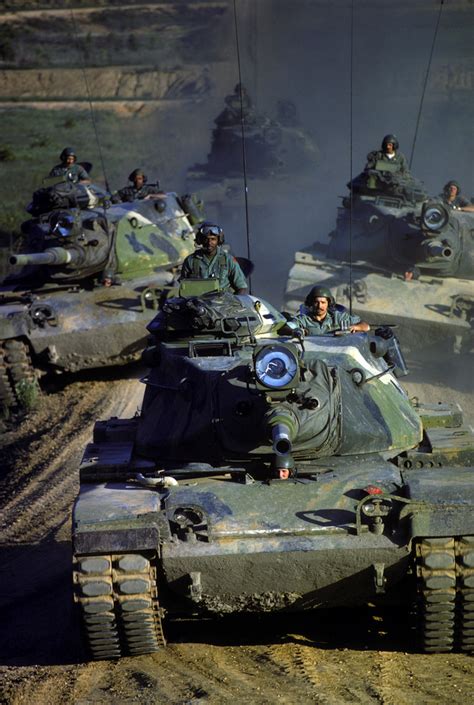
(72, 285, 474, 659)
(0, 178, 200, 412)
(284, 162, 474, 353)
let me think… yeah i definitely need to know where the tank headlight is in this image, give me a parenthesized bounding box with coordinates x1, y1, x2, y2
(254, 345, 298, 389)
(421, 203, 449, 232)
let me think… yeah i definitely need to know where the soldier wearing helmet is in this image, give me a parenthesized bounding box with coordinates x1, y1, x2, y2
(179, 222, 248, 294)
(49, 147, 90, 183)
(294, 286, 369, 335)
(365, 134, 409, 175)
(440, 180, 474, 212)
(115, 169, 163, 202)
(216, 83, 256, 127)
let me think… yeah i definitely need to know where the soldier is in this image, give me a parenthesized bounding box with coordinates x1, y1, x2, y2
(365, 134, 409, 175)
(215, 83, 256, 127)
(294, 286, 369, 335)
(49, 147, 90, 183)
(440, 181, 474, 212)
(115, 169, 163, 202)
(180, 222, 248, 294)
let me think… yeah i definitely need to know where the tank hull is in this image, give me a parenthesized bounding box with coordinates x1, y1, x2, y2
(73, 413, 474, 657)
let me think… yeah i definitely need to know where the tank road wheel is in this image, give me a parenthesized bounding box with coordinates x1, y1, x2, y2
(0, 340, 39, 412)
(416, 536, 474, 653)
(73, 552, 165, 660)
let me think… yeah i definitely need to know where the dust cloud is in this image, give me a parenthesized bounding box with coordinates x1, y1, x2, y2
(203, 0, 474, 303)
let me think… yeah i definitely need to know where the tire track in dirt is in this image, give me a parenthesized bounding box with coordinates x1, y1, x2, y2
(0, 376, 143, 544)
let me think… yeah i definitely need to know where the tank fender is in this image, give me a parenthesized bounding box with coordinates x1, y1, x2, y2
(73, 484, 171, 555)
(400, 466, 474, 538)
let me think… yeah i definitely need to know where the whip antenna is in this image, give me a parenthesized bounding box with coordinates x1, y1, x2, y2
(348, 0, 355, 315)
(410, 0, 445, 170)
(70, 9, 111, 193)
(232, 0, 252, 293)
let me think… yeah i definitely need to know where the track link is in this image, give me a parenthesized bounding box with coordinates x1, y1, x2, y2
(0, 339, 38, 411)
(416, 536, 474, 653)
(73, 552, 165, 660)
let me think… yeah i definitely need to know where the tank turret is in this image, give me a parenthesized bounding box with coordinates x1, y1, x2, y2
(0, 177, 200, 414)
(72, 289, 474, 660)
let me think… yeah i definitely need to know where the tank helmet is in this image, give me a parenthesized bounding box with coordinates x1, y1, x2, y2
(128, 168, 147, 183)
(304, 285, 335, 307)
(381, 134, 399, 151)
(195, 221, 224, 246)
(443, 180, 461, 195)
(60, 147, 77, 162)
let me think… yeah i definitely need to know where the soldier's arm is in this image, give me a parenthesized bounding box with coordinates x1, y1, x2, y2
(339, 312, 370, 333)
(349, 314, 370, 332)
(364, 150, 378, 170)
(77, 165, 91, 183)
(398, 153, 409, 174)
(179, 257, 192, 281)
(229, 257, 248, 294)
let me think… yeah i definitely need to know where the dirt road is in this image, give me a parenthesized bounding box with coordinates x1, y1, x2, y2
(1, 358, 473, 705)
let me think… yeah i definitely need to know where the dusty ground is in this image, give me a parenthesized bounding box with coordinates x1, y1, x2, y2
(0, 356, 473, 705)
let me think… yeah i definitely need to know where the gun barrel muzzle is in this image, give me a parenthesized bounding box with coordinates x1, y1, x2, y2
(272, 423, 293, 456)
(425, 240, 452, 259)
(10, 247, 74, 267)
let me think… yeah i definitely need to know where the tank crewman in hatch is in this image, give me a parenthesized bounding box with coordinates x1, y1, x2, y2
(114, 169, 164, 202)
(180, 222, 248, 294)
(440, 180, 474, 212)
(215, 83, 256, 127)
(49, 147, 90, 183)
(365, 134, 409, 175)
(293, 286, 370, 336)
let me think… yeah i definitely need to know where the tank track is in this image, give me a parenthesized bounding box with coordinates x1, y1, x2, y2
(0, 339, 38, 411)
(416, 536, 474, 652)
(73, 552, 165, 660)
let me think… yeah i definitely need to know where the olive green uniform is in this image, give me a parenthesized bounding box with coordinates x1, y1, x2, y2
(441, 194, 469, 210)
(116, 183, 161, 202)
(49, 163, 89, 183)
(180, 246, 247, 293)
(294, 309, 362, 335)
(365, 150, 409, 174)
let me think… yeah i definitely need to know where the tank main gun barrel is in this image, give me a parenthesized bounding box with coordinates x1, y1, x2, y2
(265, 408, 299, 456)
(424, 240, 453, 259)
(10, 247, 79, 267)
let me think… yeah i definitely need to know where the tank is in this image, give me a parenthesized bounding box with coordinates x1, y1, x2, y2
(186, 86, 319, 231)
(72, 284, 474, 659)
(188, 85, 319, 181)
(0, 177, 201, 412)
(284, 162, 474, 354)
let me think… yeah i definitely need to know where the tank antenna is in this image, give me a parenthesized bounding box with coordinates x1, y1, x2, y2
(410, 1, 445, 171)
(232, 0, 252, 293)
(69, 9, 111, 194)
(348, 0, 355, 315)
